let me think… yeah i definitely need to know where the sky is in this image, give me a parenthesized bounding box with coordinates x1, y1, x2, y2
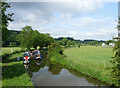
(7, 0, 119, 40)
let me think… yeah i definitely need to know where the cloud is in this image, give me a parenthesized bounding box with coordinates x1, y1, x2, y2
(69, 17, 116, 29)
(7, 1, 117, 40)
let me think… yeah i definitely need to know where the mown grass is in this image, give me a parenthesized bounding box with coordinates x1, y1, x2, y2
(2, 48, 33, 87)
(2, 61, 33, 86)
(2, 47, 21, 55)
(52, 46, 115, 85)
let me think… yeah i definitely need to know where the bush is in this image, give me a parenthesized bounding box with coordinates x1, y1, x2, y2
(25, 49, 29, 51)
(13, 50, 20, 53)
(111, 39, 120, 86)
(78, 44, 80, 48)
(47, 42, 64, 60)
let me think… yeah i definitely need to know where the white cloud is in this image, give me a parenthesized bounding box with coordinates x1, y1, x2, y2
(69, 17, 116, 28)
(8, 1, 117, 40)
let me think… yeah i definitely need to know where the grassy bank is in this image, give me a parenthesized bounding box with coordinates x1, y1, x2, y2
(2, 47, 33, 87)
(2, 61, 32, 86)
(50, 46, 114, 86)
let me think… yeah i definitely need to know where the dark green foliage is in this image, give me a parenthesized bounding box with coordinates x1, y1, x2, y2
(1, 2, 14, 43)
(62, 39, 68, 47)
(72, 41, 76, 47)
(9, 42, 17, 46)
(2, 63, 25, 80)
(92, 41, 99, 46)
(78, 43, 80, 48)
(13, 50, 20, 53)
(47, 42, 64, 60)
(17, 26, 54, 50)
(17, 26, 34, 50)
(111, 40, 120, 86)
(105, 41, 110, 45)
(67, 40, 72, 47)
(3, 30, 20, 46)
(57, 40, 63, 45)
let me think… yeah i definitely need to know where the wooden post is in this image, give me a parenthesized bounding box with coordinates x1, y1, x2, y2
(11, 48, 12, 53)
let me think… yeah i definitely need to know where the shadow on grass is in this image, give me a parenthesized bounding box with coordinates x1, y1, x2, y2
(2, 55, 23, 63)
(2, 55, 11, 63)
(2, 63, 25, 80)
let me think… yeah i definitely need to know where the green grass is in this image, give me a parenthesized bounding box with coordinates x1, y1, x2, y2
(52, 46, 114, 85)
(2, 61, 33, 86)
(2, 47, 21, 55)
(2, 52, 33, 86)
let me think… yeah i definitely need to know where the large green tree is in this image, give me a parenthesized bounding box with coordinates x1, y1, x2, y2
(1, 2, 14, 44)
(17, 26, 34, 49)
(17, 26, 54, 49)
(32, 31, 54, 49)
(44, 33, 54, 48)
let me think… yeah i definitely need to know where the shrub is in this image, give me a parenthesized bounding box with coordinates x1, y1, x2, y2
(13, 50, 19, 53)
(78, 44, 80, 48)
(111, 39, 120, 86)
(47, 42, 64, 60)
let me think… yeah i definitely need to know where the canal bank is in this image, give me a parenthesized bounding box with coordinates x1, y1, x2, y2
(27, 56, 109, 87)
(46, 46, 119, 87)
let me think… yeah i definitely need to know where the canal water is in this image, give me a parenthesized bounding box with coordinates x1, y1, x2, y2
(26, 51, 109, 87)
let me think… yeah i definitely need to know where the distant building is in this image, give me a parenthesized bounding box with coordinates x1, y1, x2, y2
(109, 43, 115, 47)
(102, 43, 106, 46)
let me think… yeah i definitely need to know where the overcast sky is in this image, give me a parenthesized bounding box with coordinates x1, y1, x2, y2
(7, 0, 119, 40)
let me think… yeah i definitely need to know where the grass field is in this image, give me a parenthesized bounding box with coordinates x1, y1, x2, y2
(2, 61, 33, 86)
(52, 46, 114, 85)
(2, 47, 33, 86)
(1, 47, 21, 55)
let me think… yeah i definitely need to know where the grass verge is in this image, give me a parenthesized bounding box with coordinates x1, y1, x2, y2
(2, 52, 33, 87)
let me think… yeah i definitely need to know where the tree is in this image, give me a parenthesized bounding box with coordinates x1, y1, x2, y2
(44, 33, 54, 48)
(109, 40, 115, 43)
(1, 2, 14, 44)
(5, 30, 19, 45)
(105, 40, 109, 45)
(57, 41, 63, 46)
(62, 39, 68, 47)
(17, 26, 54, 50)
(111, 39, 120, 86)
(110, 17, 120, 86)
(67, 40, 71, 47)
(92, 41, 99, 46)
(72, 41, 76, 47)
(32, 30, 41, 49)
(89, 41, 93, 46)
(78, 43, 80, 48)
(17, 26, 34, 50)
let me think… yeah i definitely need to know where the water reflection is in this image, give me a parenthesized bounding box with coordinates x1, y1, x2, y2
(26, 51, 109, 87)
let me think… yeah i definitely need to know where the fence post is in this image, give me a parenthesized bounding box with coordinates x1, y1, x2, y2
(11, 48, 12, 53)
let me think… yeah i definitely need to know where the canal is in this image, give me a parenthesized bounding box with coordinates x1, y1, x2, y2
(26, 51, 109, 87)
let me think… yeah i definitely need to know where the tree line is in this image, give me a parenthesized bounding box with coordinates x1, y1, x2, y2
(17, 26, 54, 50)
(56, 38, 115, 48)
